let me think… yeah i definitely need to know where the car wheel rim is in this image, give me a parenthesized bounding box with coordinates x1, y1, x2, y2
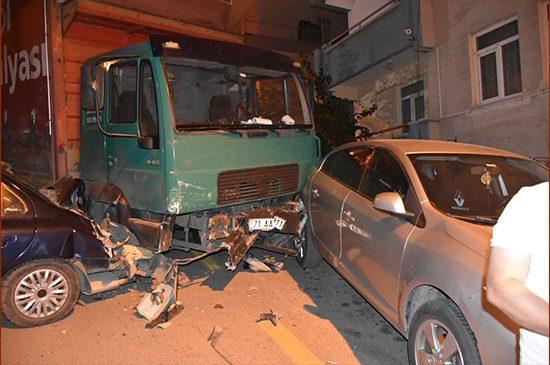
(414, 319, 464, 365)
(14, 268, 69, 318)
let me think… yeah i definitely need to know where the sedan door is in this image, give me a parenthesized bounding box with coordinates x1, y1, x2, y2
(1, 182, 36, 274)
(309, 147, 373, 258)
(340, 149, 422, 320)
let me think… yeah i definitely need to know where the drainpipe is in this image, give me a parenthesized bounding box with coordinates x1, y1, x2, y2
(435, 46, 443, 120)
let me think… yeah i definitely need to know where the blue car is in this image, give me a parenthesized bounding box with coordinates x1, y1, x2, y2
(1, 166, 111, 327)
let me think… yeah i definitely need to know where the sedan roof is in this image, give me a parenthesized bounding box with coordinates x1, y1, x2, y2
(338, 139, 529, 159)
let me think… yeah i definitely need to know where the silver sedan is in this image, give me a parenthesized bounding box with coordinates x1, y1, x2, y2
(299, 139, 548, 365)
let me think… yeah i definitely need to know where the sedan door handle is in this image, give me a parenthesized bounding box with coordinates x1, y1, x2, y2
(343, 210, 356, 222)
(312, 188, 320, 198)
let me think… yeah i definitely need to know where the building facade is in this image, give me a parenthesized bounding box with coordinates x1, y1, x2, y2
(315, 0, 549, 159)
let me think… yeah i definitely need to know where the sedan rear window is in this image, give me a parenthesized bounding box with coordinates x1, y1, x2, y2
(1, 183, 27, 217)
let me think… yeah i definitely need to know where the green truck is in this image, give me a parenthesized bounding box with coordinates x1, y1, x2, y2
(78, 35, 320, 266)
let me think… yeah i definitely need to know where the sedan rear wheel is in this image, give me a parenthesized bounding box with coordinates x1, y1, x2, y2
(14, 269, 70, 319)
(2, 261, 80, 327)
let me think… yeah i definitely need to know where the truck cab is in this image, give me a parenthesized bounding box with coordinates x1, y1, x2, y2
(79, 35, 320, 255)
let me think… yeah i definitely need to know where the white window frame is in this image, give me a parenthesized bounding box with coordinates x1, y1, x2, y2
(475, 17, 522, 104)
(400, 80, 425, 124)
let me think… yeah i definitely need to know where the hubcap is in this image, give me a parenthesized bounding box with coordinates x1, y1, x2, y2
(14, 269, 69, 319)
(414, 319, 464, 365)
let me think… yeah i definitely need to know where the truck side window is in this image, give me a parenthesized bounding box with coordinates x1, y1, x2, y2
(139, 61, 159, 149)
(109, 62, 137, 123)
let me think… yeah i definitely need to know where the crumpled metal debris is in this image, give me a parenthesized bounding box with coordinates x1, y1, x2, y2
(256, 309, 282, 326)
(39, 176, 85, 207)
(221, 228, 259, 270)
(263, 256, 284, 272)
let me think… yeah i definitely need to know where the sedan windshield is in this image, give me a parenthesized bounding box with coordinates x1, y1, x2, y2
(163, 58, 311, 130)
(410, 154, 549, 223)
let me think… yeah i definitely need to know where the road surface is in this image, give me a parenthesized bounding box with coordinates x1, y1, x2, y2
(2, 248, 407, 365)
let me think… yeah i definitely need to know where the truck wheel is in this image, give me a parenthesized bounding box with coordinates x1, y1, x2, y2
(2, 261, 81, 327)
(407, 298, 481, 365)
(296, 221, 323, 270)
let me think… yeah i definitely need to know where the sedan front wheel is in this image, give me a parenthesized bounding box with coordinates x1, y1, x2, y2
(407, 298, 481, 365)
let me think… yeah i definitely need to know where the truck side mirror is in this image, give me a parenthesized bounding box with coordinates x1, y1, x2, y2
(81, 59, 104, 111)
(138, 136, 158, 150)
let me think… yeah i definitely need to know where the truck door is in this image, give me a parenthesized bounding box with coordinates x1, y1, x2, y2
(104, 60, 164, 212)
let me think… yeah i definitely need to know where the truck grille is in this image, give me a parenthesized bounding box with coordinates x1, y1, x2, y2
(217, 164, 299, 205)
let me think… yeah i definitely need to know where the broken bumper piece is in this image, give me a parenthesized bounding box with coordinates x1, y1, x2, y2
(221, 228, 259, 270)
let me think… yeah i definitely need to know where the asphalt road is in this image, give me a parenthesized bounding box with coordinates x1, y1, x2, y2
(1, 248, 407, 365)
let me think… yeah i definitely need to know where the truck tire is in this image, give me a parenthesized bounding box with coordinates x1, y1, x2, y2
(2, 261, 81, 327)
(407, 298, 481, 365)
(296, 221, 323, 270)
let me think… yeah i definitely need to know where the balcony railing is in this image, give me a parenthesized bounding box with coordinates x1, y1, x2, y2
(322, 0, 400, 51)
(316, 0, 420, 88)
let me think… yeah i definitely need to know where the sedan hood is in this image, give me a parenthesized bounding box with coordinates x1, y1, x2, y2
(445, 218, 493, 258)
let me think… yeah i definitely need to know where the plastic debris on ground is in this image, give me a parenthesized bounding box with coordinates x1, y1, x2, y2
(145, 302, 184, 329)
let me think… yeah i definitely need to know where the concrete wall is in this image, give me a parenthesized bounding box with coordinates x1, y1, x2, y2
(96, 0, 231, 31)
(342, 0, 548, 158)
(354, 57, 428, 136)
(231, 0, 348, 40)
(318, 0, 419, 89)
(431, 0, 548, 158)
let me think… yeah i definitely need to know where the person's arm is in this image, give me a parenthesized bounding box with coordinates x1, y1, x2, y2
(486, 246, 549, 336)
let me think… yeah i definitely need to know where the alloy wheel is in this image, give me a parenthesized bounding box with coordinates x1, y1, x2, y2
(414, 319, 464, 365)
(14, 268, 70, 318)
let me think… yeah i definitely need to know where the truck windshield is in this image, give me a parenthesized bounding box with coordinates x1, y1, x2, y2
(163, 59, 311, 130)
(409, 154, 549, 224)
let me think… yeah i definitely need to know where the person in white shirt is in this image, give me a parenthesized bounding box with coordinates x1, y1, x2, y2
(487, 181, 549, 365)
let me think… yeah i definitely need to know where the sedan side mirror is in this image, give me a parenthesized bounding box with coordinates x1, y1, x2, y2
(374, 192, 414, 218)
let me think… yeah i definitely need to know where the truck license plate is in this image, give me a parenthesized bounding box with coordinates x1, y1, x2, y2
(248, 216, 286, 231)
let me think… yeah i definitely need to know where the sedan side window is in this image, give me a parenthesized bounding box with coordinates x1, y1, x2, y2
(359, 150, 420, 214)
(1, 183, 27, 217)
(321, 147, 374, 190)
